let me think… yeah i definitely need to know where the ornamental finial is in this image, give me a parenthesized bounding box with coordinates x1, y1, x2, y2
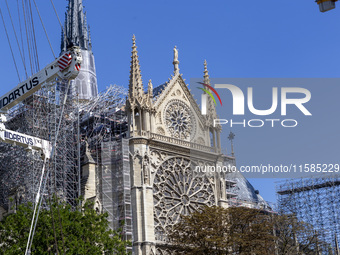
(132, 35, 137, 51)
(173, 46, 179, 74)
(148, 79, 153, 97)
(203, 60, 210, 84)
(228, 131, 235, 157)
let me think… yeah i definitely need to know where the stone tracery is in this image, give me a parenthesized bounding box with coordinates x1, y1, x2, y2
(153, 156, 215, 242)
(164, 100, 196, 140)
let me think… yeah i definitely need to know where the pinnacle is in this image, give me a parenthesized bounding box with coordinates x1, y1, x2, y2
(132, 35, 137, 52)
(203, 60, 210, 84)
(128, 35, 144, 100)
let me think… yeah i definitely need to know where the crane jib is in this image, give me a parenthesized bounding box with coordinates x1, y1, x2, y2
(0, 76, 40, 110)
(0, 47, 82, 112)
(0, 128, 51, 158)
(4, 130, 34, 146)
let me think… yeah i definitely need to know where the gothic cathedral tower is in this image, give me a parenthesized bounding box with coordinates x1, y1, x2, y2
(61, 0, 98, 100)
(126, 36, 231, 255)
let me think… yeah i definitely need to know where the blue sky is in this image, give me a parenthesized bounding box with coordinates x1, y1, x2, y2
(0, 0, 340, 203)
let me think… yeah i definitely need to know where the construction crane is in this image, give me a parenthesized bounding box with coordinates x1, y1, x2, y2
(0, 45, 82, 255)
(0, 114, 51, 159)
(316, 0, 338, 12)
(0, 45, 81, 158)
(0, 46, 82, 111)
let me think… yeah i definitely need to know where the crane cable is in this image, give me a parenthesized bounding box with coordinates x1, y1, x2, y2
(4, 0, 28, 79)
(25, 80, 72, 255)
(50, 0, 63, 33)
(27, 0, 39, 72)
(32, 0, 55, 59)
(1, 0, 65, 80)
(17, 0, 26, 78)
(22, 0, 40, 74)
(25, 2, 72, 253)
(50, 0, 70, 47)
(22, 0, 34, 75)
(0, 3, 21, 82)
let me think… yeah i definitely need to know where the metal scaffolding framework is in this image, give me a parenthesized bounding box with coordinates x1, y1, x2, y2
(0, 4, 132, 251)
(0, 79, 79, 210)
(277, 176, 340, 254)
(0, 80, 129, 223)
(77, 85, 132, 242)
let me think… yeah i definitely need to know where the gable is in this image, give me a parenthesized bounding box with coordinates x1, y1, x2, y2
(152, 74, 210, 145)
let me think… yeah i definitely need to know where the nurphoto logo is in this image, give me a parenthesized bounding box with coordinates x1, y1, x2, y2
(197, 82, 222, 115)
(199, 82, 312, 128)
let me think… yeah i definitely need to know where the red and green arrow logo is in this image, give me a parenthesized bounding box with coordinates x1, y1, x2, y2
(197, 82, 222, 106)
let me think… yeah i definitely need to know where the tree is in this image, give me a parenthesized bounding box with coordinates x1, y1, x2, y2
(168, 206, 231, 255)
(0, 197, 131, 255)
(168, 205, 320, 255)
(273, 214, 326, 255)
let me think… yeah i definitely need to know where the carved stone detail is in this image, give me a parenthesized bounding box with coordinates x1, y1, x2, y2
(197, 137, 205, 145)
(156, 127, 165, 135)
(164, 99, 196, 140)
(156, 112, 162, 125)
(153, 157, 215, 242)
(142, 152, 151, 186)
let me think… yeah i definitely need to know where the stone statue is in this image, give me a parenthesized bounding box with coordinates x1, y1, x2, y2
(173, 46, 180, 73)
(220, 176, 226, 199)
(143, 153, 150, 185)
(173, 46, 178, 62)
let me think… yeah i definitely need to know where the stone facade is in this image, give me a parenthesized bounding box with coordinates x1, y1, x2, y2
(125, 36, 234, 255)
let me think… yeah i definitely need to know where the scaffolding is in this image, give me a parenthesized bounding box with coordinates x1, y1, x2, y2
(225, 169, 274, 212)
(0, 79, 79, 210)
(277, 176, 340, 254)
(100, 139, 132, 239)
(0, 81, 132, 240)
(78, 85, 132, 245)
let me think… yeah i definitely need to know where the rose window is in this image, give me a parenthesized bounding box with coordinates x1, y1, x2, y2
(168, 109, 188, 134)
(153, 157, 215, 241)
(164, 100, 195, 139)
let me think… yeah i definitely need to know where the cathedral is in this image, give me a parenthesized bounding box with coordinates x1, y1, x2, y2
(0, 1, 270, 255)
(79, 18, 268, 255)
(124, 36, 232, 254)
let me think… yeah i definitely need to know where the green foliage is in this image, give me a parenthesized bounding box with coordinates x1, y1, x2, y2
(0, 197, 131, 255)
(273, 214, 326, 255)
(168, 205, 320, 255)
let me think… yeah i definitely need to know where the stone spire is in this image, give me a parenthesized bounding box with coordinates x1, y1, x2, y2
(61, 0, 91, 52)
(203, 60, 210, 85)
(173, 46, 179, 74)
(203, 60, 219, 130)
(88, 25, 92, 49)
(60, 0, 98, 101)
(128, 35, 144, 101)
